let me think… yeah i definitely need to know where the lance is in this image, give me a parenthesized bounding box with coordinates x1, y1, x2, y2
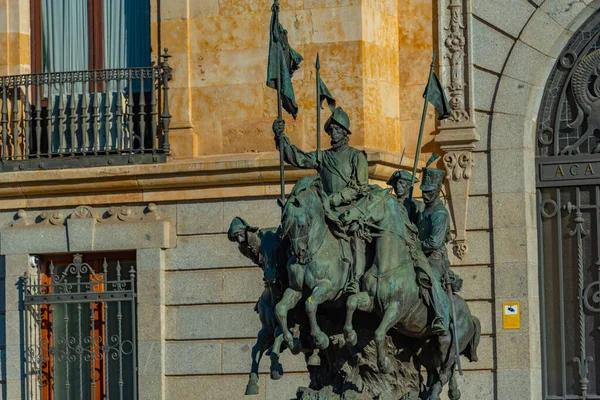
(277, 82, 285, 205)
(316, 53, 322, 166)
(399, 148, 405, 170)
(408, 50, 436, 201)
(408, 50, 463, 375)
(272, 0, 285, 205)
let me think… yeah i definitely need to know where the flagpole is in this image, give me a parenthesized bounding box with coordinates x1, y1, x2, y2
(408, 50, 436, 201)
(272, 0, 285, 205)
(316, 53, 322, 166)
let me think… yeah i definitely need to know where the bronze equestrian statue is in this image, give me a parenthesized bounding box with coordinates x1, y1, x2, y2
(228, 113, 481, 398)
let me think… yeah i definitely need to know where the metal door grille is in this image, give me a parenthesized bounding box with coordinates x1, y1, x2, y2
(536, 9, 600, 399)
(538, 186, 600, 399)
(22, 254, 138, 400)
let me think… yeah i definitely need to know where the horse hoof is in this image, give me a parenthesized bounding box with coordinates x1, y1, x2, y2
(270, 370, 283, 380)
(448, 389, 461, 400)
(290, 338, 303, 355)
(270, 363, 284, 380)
(245, 374, 260, 396)
(307, 353, 321, 366)
(379, 356, 394, 374)
(344, 329, 358, 346)
(314, 332, 330, 350)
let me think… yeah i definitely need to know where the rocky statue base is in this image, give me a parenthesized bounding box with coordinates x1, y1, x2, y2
(293, 310, 421, 400)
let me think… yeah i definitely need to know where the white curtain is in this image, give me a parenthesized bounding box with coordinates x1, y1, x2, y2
(103, 0, 151, 151)
(41, 0, 89, 73)
(104, 0, 151, 69)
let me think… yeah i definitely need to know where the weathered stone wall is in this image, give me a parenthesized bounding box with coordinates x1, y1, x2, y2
(0, 0, 30, 76)
(160, 0, 441, 163)
(464, 0, 600, 398)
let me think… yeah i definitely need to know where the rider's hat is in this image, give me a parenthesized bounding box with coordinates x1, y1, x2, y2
(420, 154, 446, 192)
(420, 168, 445, 191)
(386, 170, 419, 186)
(324, 107, 351, 135)
(227, 217, 252, 241)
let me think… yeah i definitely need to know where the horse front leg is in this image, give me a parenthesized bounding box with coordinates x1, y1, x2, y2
(269, 325, 285, 380)
(374, 302, 401, 374)
(344, 291, 374, 346)
(448, 365, 461, 400)
(275, 288, 303, 352)
(305, 281, 334, 350)
(245, 326, 272, 395)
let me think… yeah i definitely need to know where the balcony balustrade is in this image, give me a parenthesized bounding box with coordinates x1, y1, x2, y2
(0, 49, 172, 171)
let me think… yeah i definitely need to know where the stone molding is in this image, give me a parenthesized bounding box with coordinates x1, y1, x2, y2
(0, 203, 172, 255)
(0, 150, 418, 208)
(437, 0, 480, 259)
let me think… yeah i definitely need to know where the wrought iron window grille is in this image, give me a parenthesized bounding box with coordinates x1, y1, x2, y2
(0, 50, 172, 172)
(22, 253, 138, 400)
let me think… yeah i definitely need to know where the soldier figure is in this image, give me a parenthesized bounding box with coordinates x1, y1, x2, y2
(227, 216, 284, 283)
(417, 165, 460, 334)
(273, 107, 368, 293)
(387, 170, 449, 335)
(418, 166, 452, 277)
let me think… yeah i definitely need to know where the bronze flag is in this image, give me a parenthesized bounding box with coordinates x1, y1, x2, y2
(266, 1, 303, 119)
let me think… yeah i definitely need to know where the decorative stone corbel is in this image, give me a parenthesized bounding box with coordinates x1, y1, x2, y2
(12, 209, 30, 227)
(101, 206, 138, 223)
(142, 203, 161, 221)
(39, 210, 64, 226)
(71, 205, 99, 221)
(437, 0, 479, 259)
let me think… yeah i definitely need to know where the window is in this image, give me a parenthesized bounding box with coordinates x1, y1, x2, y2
(30, 0, 151, 74)
(23, 253, 138, 399)
(24, 0, 159, 160)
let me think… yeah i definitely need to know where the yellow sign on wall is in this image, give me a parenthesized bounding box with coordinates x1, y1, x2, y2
(502, 302, 521, 329)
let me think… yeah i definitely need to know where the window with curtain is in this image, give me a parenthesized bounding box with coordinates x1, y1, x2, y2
(32, 0, 151, 73)
(29, 0, 152, 154)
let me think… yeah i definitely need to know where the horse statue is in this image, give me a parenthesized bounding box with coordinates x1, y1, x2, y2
(340, 187, 481, 400)
(276, 176, 351, 355)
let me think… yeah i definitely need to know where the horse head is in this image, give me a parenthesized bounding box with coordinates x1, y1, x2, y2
(281, 176, 327, 264)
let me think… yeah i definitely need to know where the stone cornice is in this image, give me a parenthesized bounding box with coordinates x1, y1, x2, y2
(0, 150, 417, 208)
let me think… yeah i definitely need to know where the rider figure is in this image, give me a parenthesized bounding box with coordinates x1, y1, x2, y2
(418, 164, 456, 335)
(227, 217, 285, 284)
(387, 170, 449, 336)
(273, 107, 368, 294)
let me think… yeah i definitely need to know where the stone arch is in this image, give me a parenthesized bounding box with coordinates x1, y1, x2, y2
(485, 2, 600, 399)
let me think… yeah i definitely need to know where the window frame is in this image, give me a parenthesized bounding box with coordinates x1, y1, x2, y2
(29, 0, 105, 74)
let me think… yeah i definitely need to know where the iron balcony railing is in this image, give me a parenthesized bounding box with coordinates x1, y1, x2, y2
(0, 49, 172, 171)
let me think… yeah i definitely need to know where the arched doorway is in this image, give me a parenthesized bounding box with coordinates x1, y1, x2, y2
(537, 10, 600, 399)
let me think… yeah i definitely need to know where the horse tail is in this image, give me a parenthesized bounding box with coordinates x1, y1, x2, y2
(464, 316, 481, 363)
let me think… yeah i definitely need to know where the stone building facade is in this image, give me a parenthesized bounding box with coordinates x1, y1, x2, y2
(1, 0, 600, 399)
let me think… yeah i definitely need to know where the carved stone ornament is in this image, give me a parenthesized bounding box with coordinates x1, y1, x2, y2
(71, 206, 99, 220)
(442, 0, 470, 123)
(101, 206, 139, 223)
(437, 0, 479, 260)
(12, 209, 30, 227)
(39, 210, 64, 226)
(142, 203, 161, 221)
(443, 151, 474, 181)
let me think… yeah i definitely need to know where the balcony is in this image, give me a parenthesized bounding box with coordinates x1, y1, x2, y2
(0, 50, 172, 172)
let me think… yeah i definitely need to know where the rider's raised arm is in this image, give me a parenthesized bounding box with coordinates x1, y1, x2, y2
(273, 119, 318, 169)
(277, 135, 318, 169)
